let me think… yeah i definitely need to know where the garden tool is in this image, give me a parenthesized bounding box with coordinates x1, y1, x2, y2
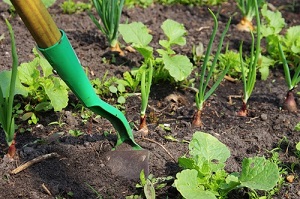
(10, 0, 149, 179)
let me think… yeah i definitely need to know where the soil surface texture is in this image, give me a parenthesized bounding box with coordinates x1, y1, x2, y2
(0, 0, 300, 198)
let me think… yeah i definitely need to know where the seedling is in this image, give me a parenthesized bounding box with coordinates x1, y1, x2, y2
(68, 129, 84, 137)
(139, 61, 153, 137)
(18, 47, 69, 113)
(192, 10, 231, 127)
(88, 0, 124, 55)
(127, 170, 173, 199)
(0, 20, 19, 158)
(60, 0, 91, 14)
(237, 0, 261, 116)
(174, 132, 280, 198)
(119, 19, 193, 135)
(278, 42, 300, 112)
(236, 0, 264, 32)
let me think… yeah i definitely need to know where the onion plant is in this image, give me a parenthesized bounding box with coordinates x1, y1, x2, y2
(236, 0, 264, 32)
(237, 0, 261, 116)
(88, 0, 124, 55)
(139, 60, 153, 137)
(278, 42, 300, 112)
(0, 20, 18, 158)
(192, 10, 231, 127)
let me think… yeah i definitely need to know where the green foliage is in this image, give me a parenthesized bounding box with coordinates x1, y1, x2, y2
(119, 19, 193, 82)
(91, 71, 131, 107)
(126, 170, 173, 199)
(278, 42, 300, 90)
(18, 48, 69, 112)
(61, 0, 92, 14)
(3, 0, 56, 11)
(195, 10, 231, 111)
(174, 132, 280, 198)
(0, 19, 18, 147)
(236, 0, 265, 21)
(88, 0, 124, 48)
(68, 129, 84, 137)
(125, 0, 153, 8)
(261, 4, 300, 66)
(239, 0, 261, 105)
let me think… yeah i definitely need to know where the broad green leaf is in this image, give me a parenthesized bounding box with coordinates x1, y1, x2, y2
(189, 132, 231, 165)
(261, 4, 285, 37)
(0, 70, 28, 97)
(119, 22, 152, 47)
(162, 53, 193, 82)
(18, 58, 40, 86)
(117, 96, 126, 104)
(144, 179, 155, 199)
(160, 19, 186, 48)
(239, 157, 279, 190)
(284, 26, 300, 54)
(33, 48, 53, 77)
(258, 55, 275, 80)
(42, 78, 68, 111)
(175, 169, 217, 199)
(178, 157, 198, 170)
(109, 85, 118, 93)
(296, 142, 300, 151)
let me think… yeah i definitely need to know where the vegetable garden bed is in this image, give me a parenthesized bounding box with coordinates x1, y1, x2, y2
(0, 0, 300, 198)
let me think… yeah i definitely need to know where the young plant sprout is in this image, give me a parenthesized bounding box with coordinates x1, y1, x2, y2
(192, 10, 231, 127)
(139, 61, 153, 137)
(88, 0, 124, 55)
(236, 0, 264, 32)
(278, 42, 300, 112)
(0, 20, 18, 158)
(238, 0, 261, 116)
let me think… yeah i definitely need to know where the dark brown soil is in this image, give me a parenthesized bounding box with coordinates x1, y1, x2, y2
(1, 0, 300, 198)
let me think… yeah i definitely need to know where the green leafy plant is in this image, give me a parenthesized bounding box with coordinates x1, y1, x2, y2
(0, 20, 24, 158)
(125, 0, 153, 8)
(60, 0, 92, 14)
(278, 42, 300, 112)
(119, 19, 193, 83)
(138, 60, 153, 137)
(4, 0, 56, 12)
(126, 170, 173, 199)
(119, 19, 193, 134)
(88, 0, 124, 55)
(192, 10, 231, 127)
(174, 132, 280, 199)
(17, 48, 69, 122)
(261, 4, 300, 66)
(237, 0, 261, 116)
(235, 0, 265, 32)
(68, 129, 84, 137)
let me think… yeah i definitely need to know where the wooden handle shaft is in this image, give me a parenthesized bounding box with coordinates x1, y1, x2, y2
(10, 0, 61, 48)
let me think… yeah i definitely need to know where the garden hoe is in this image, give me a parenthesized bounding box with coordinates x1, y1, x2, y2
(10, 0, 149, 180)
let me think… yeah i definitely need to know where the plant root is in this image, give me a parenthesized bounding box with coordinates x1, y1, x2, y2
(11, 152, 60, 174)
(192, 109, 203, 127)
(142, 137, 176, 163)
(236, 17, 254, 32)
(237, 101, 248, 117)
(111, 42, 125, 56)
(283, 90, 297, 112)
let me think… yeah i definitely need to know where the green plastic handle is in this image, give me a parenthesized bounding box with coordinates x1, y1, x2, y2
(38, 30, 142, 150)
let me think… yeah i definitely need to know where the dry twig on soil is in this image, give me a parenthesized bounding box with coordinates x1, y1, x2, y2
(11, 152, 60, 174)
